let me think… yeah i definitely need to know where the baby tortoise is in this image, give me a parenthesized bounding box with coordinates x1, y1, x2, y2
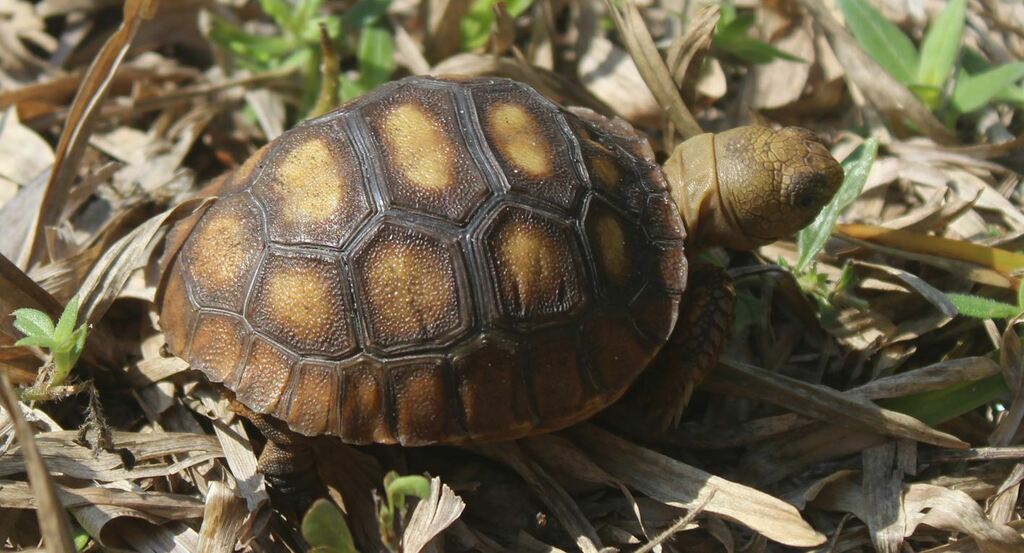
(158, 75, 842, 490)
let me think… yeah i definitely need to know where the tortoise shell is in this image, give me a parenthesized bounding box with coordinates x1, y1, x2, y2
(160, 76, 687, 445)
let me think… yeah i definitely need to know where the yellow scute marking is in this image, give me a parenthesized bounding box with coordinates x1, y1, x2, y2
(365, 243, 455, 337)
(275, 138, 344, 223)
(487, 103, 551, 177)
(500, 224, 560, 308)
(594, 214, 630, 286)
(264, 265, 336, 344)
(190, 209, 252, 290)
(383, 104, 453, 191)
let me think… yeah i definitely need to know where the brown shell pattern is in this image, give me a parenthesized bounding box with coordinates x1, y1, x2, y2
(161, 76, 687, 445)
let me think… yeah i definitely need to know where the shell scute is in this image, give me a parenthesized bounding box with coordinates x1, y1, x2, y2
(251, 120, 373, 248)
(350, 220, 473, 353)
(338, 358, 392, 444)
(189, 312, 249, 384)
(281, 360, 339, 436)
(246, 250, 356, 357)
(525, 330, 593, 422)
(180, 194, 264, 313)
(471, 82, 586, 210)
(362, 81, 490, 222)
(160, 259, 197, 357)
(450, 336, 532, 440)
(478, 204, 588, 328)
(583, 197, 646, 299)
(234, 336, 296, 414)
(389, 358, 453, 445)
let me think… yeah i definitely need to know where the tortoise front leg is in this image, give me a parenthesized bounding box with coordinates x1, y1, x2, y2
(633, 263, 736, 429)
(230, 400, 322, 519)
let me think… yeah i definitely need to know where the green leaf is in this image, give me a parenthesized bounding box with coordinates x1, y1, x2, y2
(916, 0, 965, 91)
(878, 374, 1009, 427)
(461, 0, 497, 51)
(53, 296, 81, 348)
(838, 0, 918, 83)
(386, 474, 431, 501)
(459, 0, 534, 51)
(714, 34, 804, 64)
(995, 85, 1024, 108)
(73, 525, 91, 551)
(946, 293, 1021, 319)
(952, 62, 1024, 113)
(506, 0, 535, 17)
(357, 26, 394, 90)
(12, 308, 55, 339)
(341, 0, 393, 29)
(714, 11, 803, 64)
(14, 335, 57, 349)
(295, 0, 326, 33)
(1018, 280, 1024, 311)
(302, 499, 357, 552)
(68, 325, 88, 369)
(340, 75, 367, 101)
(209, 21, 294, 67)
(796, 138, 879, 272)
(259, 0, 296, 32)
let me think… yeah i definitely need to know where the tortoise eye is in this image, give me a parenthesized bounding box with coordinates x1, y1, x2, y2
(795, 189, 821, 210)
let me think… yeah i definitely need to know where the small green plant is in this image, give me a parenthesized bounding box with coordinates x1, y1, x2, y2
(839, 0, 1024, 118)
(12, 296, 89, 401)
(712, 1, 803, 64)
(209, 0, 394, 120)
(460, 0, 535, 51)
(378, 471, 431, 552)
(945, 282, 1024, 321)
(789, 138, 878, 312)
(302, 499, 357, 553)
(300, 472, 430, 552)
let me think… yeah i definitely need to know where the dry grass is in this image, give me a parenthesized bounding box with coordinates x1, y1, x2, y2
(1, 0, 1023, 551)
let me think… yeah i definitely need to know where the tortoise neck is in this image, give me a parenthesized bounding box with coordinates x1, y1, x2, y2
(663, 133, 763, 252)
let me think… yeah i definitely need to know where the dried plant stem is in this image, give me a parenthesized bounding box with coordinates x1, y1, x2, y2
(634, 491, 715, 553)
(0, 373, 75, 552)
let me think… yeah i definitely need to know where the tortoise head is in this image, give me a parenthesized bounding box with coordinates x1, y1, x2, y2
(663, 126, 843, 251)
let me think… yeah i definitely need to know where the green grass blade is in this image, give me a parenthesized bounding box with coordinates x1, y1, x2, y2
(945, 293, 1021, 319)
(12, 308, 55, 339)
(916, 0, 965, 91)
(796, 138, 879, 272)
(952, 62, 1024, 113)
(838, 0, 918, 83)
(878, 374, 1009, 427)
(357, 26, 395, 90)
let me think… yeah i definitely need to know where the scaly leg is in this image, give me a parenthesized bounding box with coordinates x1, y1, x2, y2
(230, 400, 322, 520)
(633, 263, 735, 429)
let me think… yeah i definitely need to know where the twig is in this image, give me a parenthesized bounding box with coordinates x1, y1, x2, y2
(634, 490, 715, 553)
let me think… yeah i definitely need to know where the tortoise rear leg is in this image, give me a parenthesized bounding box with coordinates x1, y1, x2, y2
(231, 400, 322, 519)
(633, 263, 735, 429)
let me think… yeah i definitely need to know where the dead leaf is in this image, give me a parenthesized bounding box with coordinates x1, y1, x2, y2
(403, 477, 466, 553)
